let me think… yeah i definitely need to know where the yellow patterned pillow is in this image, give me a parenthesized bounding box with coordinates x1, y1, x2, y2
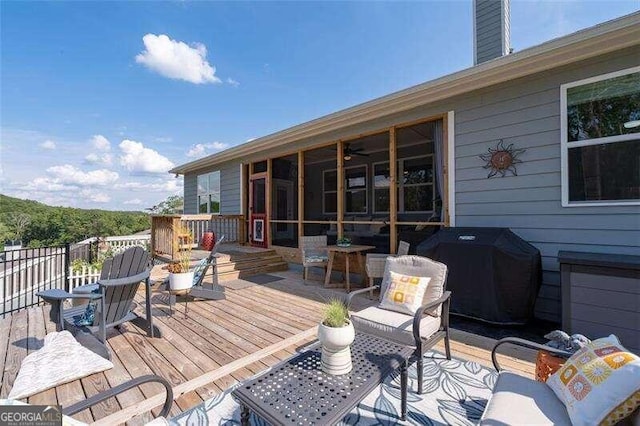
(546, 335, 640, 426)
(378, 270, 430, 315)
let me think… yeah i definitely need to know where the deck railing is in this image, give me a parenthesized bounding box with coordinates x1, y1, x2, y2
(150, 214, 246, 258)
(0, 234, 152, 317)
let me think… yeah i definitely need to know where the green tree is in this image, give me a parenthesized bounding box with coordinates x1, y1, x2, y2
(147, 195, 184, 215)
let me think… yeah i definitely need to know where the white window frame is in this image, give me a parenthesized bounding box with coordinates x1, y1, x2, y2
(372, 154, 435, 214)
(196, 170, 221, 214)
(322, 165, 368, 215)
(560, 66, 640, 207)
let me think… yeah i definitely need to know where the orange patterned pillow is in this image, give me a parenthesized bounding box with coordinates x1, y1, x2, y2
(378, 270, 430, 315)
(547, 335, 640, 426)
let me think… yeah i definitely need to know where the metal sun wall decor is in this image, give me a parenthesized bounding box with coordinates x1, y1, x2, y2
(479, 139, 526, 178)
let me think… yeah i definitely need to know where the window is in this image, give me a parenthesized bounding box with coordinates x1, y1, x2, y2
(197, 171, 221, 213)
(322, 166, 368, 214)
(561, 67, 640, 206)
(373, 155, 435, 213)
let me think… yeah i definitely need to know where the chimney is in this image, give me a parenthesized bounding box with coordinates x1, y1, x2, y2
(473, 0, 511, 65)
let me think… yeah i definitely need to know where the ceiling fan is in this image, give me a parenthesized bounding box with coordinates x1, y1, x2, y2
(333, 143, 369, 161)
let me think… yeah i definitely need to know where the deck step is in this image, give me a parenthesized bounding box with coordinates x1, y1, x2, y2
(214, 246, 288, 281)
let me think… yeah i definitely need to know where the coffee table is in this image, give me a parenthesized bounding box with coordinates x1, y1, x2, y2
(232, 332, 413, 425)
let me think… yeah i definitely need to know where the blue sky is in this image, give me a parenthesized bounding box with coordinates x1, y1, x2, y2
(1, 1, 638, 210)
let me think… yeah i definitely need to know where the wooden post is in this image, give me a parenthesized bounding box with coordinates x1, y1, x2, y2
(171, 216, 181, 260)
(389, 128, 398, 254)
(337, 141, 344, 240)
(266, 158, 272, 247)
(298, 150, 304, 243)
(442, 115, 450, 227)
(150, 216, 156, 257)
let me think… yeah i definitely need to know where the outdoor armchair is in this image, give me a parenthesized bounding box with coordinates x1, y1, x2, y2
(364, 240, 410, 296)
(480, 337, 574, 425)
(37, 246, 159, 359)
(347, 255, 451, 394)
(300, 235, 329, 282)
(63, 374, 173, 420)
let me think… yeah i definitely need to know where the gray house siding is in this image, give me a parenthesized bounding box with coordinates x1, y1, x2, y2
(453, 46, 640, 322)
(183, 161, 242, 215)
(474, 0, 508, 64)
(182, 45, 639, 323)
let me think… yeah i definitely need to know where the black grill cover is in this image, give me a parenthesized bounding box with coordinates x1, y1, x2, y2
(417, 227, 541, 325)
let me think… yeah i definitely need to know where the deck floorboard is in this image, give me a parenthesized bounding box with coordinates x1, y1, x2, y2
(1, 267, 537, 424)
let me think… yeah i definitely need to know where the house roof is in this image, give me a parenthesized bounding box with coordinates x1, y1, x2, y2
(171, 11, 640, 175)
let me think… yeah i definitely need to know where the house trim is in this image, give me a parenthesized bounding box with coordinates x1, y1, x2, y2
(560, 65, 640, 207)
(447, 110, 456, 226)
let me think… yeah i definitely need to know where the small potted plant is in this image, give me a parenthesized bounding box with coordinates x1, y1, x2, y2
(337, 237, 351, 247)
(168, 225, 194, 291)
(317, 299, 355, 375)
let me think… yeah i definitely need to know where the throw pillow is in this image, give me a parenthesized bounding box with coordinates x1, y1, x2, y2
(378, 270, 430, 315)
(73, 286, 101, 326)
(546, 335, 640, 426)
(192, 257, 209, 287)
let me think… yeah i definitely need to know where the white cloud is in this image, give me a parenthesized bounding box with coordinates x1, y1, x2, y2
(40, 140, 56, 150)
(119, 139, 174, 174)
(186, 141, 229, 158)
(46, 164, 119, 186)
(226, 77, 240, 87)
(91, 134, 111, 151)
(85, 152, 113, 166)
(81, 189, 110, 203)
(123, 198, 143, 205)
(135, 34, 221, 84)
(115, 178, 181, 193)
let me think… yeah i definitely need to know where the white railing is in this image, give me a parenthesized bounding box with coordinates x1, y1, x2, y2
(1, 233, 151, 316)
(67, 264, 102, 290)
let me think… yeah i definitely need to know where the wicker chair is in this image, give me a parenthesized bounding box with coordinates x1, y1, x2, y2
(348, 255, 451, 394)
(300, 235, 329, 282)
(364, 240, 410, 297)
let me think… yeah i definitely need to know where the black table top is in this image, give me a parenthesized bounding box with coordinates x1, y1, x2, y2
(232, 332, 413, 425)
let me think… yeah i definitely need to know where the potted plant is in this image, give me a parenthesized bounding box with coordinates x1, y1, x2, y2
(317, 299, 355, 375)
(336, 237, 351, 247)
(168, 225, 194, 291)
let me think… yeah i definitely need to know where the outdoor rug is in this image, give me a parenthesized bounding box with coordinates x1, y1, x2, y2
(170, 351, 497, 425)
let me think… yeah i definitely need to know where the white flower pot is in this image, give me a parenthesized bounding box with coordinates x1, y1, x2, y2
(169, 271, 194, 291)
(317, 320, 355, 375)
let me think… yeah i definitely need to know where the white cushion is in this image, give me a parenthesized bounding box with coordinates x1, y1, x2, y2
(378, 271, 430, 315)
(547, 335, 640, 426)
(480, 371, 571, 425)
(350, 306, 440, 347)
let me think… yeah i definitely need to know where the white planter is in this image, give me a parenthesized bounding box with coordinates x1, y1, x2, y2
(169, 271, 194, 291)
(317, 320, 355, 375)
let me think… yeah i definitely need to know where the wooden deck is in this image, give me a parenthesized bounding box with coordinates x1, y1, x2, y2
(0, 268, 538, 425)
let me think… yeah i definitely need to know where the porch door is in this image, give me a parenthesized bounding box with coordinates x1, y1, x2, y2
(272, 179, 294, 241)
(249, 174, 268, 247)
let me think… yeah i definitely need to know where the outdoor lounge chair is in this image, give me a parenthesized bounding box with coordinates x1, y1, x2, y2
(300, 235, 329, 282)
(63, 374, 173, 421)
(347, 255, 451, 394)
(162, 235, 226, 310)
(479, 337, 574, 425)
(37, 246, 159, 358)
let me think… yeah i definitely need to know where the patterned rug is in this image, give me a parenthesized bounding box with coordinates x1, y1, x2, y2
(170, 352, 497, 425)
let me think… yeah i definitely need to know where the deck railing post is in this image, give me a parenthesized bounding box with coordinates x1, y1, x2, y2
(64, 243, 71, 292)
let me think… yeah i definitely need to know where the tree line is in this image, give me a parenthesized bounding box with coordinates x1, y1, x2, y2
(0, 194, 153, 249)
